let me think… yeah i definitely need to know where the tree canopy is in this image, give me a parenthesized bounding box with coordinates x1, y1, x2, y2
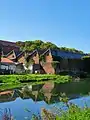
(16, 40, 84, 54)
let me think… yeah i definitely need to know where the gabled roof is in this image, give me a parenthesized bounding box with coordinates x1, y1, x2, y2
(26, 50, 37, 60)
(0, 40, 18, 47)
(41, 48, 86, 59)
(26, 49, 47, 59)
(6, 50, 23, 59)
(25, 48, 87, 60)
(28, 49, 47, 56)
(0, 40, 20, 56)
(6, 50, 15, 57)
(16, 51, 24, 58)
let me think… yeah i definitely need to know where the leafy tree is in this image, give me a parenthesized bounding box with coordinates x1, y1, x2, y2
(40, 42, 58, 49)
(16, 41, 25, 50)
(33, 40, 43, 49)
(59, 47, 84, 54)
(16, 40, 84, 54)
(0, 45, 2, 61)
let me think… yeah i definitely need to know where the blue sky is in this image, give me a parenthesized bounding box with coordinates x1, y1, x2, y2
(0, 0, 90, 52)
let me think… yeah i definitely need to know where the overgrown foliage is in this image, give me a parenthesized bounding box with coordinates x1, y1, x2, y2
(0, 108, 13, 120)
(56, 104, 90, 120)
(0, 74, 72, 84)
(25, 59, 34, 69)
(51, 61, 60, 72)
(16, 40, 84, 54)
(39, 55, 45, 63)
(82, 56, 90, 59)
(26, 93, 90, 120)
(0, 45, 2, 62)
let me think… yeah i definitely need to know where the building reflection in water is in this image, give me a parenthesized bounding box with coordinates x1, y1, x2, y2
(0, 81, 90, 104)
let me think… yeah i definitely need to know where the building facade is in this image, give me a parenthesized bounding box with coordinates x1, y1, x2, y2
(0, 58, 16, 74)
(26, 49, 86, 74)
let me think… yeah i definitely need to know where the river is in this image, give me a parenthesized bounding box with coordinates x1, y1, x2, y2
(0, 81, 90, 119)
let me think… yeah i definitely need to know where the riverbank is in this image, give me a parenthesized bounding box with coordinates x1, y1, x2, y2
(0, 77, 90, 119)
(40, 105, 90, 120)
(0, 74, 72, 84)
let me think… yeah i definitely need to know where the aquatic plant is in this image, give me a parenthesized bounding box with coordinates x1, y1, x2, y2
(0, 108, 14, 120)
(26, 93, 90, 120)
(24, 108, 41, 120)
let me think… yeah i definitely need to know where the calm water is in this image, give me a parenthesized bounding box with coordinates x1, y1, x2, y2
(0, 81, 90, 119)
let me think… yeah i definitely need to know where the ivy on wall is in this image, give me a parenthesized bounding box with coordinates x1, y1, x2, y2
(51, 61, 60, 70)
(25, 59, 34, 69)
(39, 55, 45, 63)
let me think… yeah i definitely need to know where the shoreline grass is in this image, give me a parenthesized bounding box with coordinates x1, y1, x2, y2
(0, 74, 72, 84)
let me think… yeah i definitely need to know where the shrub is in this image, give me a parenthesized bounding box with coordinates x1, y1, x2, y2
(0, 74, 72, 84)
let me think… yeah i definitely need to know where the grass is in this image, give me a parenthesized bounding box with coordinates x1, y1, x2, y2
(0, 74, 72, 84)
(0, 83, 24, 91)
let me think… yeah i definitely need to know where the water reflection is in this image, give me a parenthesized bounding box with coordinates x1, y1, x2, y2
(0, 81, 90, 104)
(0, 81, 90, 119)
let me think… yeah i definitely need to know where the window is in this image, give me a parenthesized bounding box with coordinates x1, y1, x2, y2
(12, 55, 14, 58)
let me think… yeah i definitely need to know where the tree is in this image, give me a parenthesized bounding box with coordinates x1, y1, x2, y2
(16, 41, 25, 50)
(40, 42, 58, 49)
(0, 45, 2, 61)
(16, 40, 84, 54)
(59, 47, 84, 53)
(0, 45, 2, 71)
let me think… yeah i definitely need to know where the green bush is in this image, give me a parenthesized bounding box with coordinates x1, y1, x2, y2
(56, 104, 90, 120)
(0, 74, 72, 84)
(29, 103, 90, 120)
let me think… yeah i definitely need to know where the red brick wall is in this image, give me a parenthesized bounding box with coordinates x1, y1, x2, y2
(45, 52, 53, 63)
(40, 52, 55, 74)
(41, 62, 55, 74)
(18, 55, 25, 64)
(7, 53, 15, 60)
(33, 53, 39, 64)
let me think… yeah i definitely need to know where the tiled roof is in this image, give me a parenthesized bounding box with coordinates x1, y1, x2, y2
(38, 49, 47, 55)
(6, 50, 23, 58)
(1, 58, 14, 63)
(0, 40, 18, 47)
(15, 51, 22, 57)
(0, 40, 20, 55)
(51, 49, 86, 59)
(28, 49, 47, 56)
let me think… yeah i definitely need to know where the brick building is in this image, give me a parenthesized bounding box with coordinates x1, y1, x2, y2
(26, 48, 86, 74)
(0, 40, 20, 57)
(0, 40, 87, 74)
(6, 50, 22, 62)
(0, 57, 16, 74)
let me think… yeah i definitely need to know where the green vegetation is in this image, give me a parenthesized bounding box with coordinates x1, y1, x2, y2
(0, 83, 24, 91)
(1, 100, 90, 120)
(39, 55, 46, 63)
(41, 104, 90, 120)
(51, 61, 60, 72)
(29, 93, 90, 120)
(25, 92, 90, 120)
(56, 105, 90, 120)
(0, 74, 72, 84)
(25, 58, 34, 69)
(16, 40, 84, 54)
